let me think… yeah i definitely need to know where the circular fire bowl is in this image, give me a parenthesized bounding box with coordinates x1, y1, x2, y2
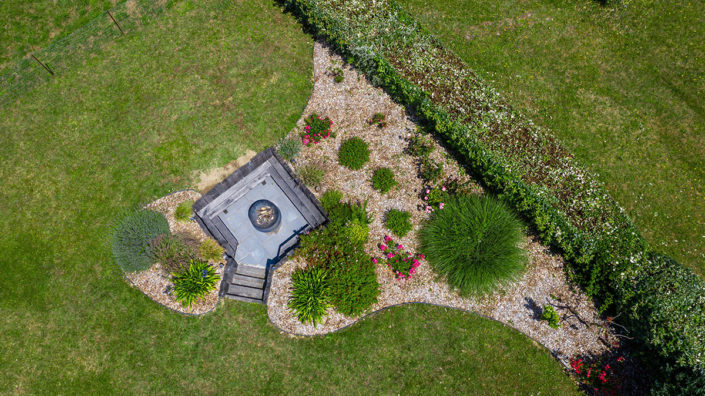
(248, 199, 281, 233)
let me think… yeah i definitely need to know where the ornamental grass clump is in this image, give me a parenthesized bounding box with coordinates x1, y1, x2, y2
(171, 259, 219, 308)
(112, 210, 170, 273)
(337, 136, 370, 170)
(371, 167, 397, 194)
(278, 136, 301, 161)
(419, 194, 527, 295)
(301, 113, 333, 146)
(288, 266, 330, 327)
(149, 233, 197, 272)
(199, 238, 224, 262)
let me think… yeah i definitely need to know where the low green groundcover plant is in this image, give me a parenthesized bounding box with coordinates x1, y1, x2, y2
(174, 200, 194, 222)
(149, 233, 197, 272)
(375, 235, 424, 280)
(419, 194, 527, 295)
(112, 210, 170, 273)
(371, 167, 397, 194)
(278, 136, 301, 161)
(541, 305, 560, 329)
(420, 157, 443, 182)
(384, 209, 412, 237)
(288, 266, 330, 327)
(171, 259, 220, 308)
(301, 113, 333, 146)
(200, 238, 224, 262)
(337, 136, 370, 170)
(405, 131, 434, 158)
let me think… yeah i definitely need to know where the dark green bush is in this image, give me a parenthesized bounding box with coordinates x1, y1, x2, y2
(149, 233, 197, 272)
(541, 305, 560, 329)
(419, 195, 527, 295)
(326, 199, 373, 228)
(406, 132, 434, 158)
(420, 157, 443, 182)
(320, 189, 343, 212)
(199, 238, 224, 262)
(371, 167, 397, 194)
(174, 200, 194, 222)
(298, 161, 325, 187)
(112, 210, 169, 273)
(337, 136, 370, 170)
(384, 209, 412, 237)
(171, 259, 219, 308)
(288, 266, 330, 327)
(278, 136, 301, 161)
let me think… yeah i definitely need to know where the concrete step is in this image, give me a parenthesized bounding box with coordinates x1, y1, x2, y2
(227, 284, 264, 300)
(235, 265, 266, 279)
(231, 273, 265, 289)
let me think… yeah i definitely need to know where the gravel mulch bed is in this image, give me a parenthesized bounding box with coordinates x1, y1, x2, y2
(267, 42, 618, 366)
(125, 190, 225, 315)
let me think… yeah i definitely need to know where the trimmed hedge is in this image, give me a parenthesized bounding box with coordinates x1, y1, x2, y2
(278, 0, 705, 391)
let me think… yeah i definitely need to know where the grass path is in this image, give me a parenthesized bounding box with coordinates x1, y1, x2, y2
(0, 0, 577, 393)
(398, 0, 705, 274)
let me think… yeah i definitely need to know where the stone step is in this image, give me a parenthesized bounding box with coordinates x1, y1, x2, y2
(227, 284, 264, 300)
(231, 273, 265, 289)
(235, 264, 266, 279)
(224, 294, 264, 304)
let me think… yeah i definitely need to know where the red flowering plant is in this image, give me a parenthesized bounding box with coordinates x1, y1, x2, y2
(374, 235, 424, 280)
(301, 113, 334, 146)
(569, 355, 626, 395)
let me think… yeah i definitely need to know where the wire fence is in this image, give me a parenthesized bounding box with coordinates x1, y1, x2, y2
(0, 0, 174, 106)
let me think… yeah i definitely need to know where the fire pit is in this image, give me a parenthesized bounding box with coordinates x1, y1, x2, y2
(248, 199, 281, 232)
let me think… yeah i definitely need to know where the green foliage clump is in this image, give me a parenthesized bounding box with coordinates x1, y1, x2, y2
(329, 66, 344, 83)
(288, 266, 330, 327)
(149, 233, 197, 272)
(278, 137, 301, 161)
(420, 157, 443, 182)
(112, 210, 170, 273)
(419, 195, 527, 295)
(298, 161, 325, 187)
(541, 305, 560, 329)
(199, 238, 224, 262)
(320, 189, 343, 212)
(344, 219, 369, 245)
(302, 113, 333, 146)
(174, 200, 194, 222)
(367, 112, 387, 128)
(406, 132, 434, 158)
(371, 167, 397, 194)
(171, 259, 219, 308)
(337, 137, 370, 170)
(384, 209, 412, 238)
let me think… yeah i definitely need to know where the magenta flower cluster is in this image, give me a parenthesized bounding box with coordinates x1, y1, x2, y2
(301, 113, 333, 146)
(423, 185, 447, 213)
(373, 235, 424, 280)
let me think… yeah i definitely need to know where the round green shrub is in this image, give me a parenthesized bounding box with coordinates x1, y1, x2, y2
(199, 238, 225, 262)
(371, 167, 397, 194)
(384, 209, 412, 238)
(112, 210, 170, 273)
(278, 136, 301, 161)
(149, 233, 197, 272)
(288, 266, 330, 327)
(337, 137, 370, 170)
(419, 195, 527, 295)
(171, 259, 220, 307)
(174, 200, 194, 222)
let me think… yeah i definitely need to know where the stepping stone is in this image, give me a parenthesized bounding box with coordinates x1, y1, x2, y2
(227, 284, 264, 300)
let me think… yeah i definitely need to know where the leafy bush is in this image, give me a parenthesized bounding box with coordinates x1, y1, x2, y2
(288, 266, 330, 327)
(337, 136, 369, 170)
(320, 189, 343, 212)
(278, 136, 301, 161)
(298, 161, 325, 187)
(326, 199, 373, 228)
(112, 210, 170, 273)
(171, 259, 219, 308)
(420, 157, 443, 182)
(149, 233, 197, 272)
(541, 305, 560, 329)
(199, 238, 224, 262)
(344, 219, 369, 245)
(302, 113, 333, 146)
(419, 195, 527, 295)
(406, 132, 434, 158)
(367, 112, 387, 128)
(377, 235, 423, 279)
(174, 200, 193, 222)
(371, 167, 397, 194)
(384, 209, 412, 237)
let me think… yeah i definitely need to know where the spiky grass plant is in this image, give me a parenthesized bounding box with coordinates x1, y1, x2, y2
(288, 266, 330, 327)
(419, 194, 527, 295)
(174, 200, 193, 222)
(171, 259, 219, 308)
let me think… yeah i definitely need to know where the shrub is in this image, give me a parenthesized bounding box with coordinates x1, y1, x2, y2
(367, 112, 387, 128)
(326, 199, 373, 228)
(112, 210, 170, 273)
(278, 136, 301, 161)
(344, 219, 369, 245)
(149, 233, 197, 272)
(406, 132, 434, 158)
(297, 161, 325, 187)
(419, 195, 527, 295)
(320, 189, 343, 212)
(384, 209, 412, 237)
(376, 235, 423, 279)
(420, 157, 443, 182)
(171, 259, 219, 308)
(174, 200, 193, 222)
(199, 238, 224, 262)
(288, 266, 330, 327)
(301, 113, 333, 146)
(329, 66, 344, 83)
(541, 305, 560, 329)
(371, 167, 397, 194)
(337, 136, 369, 170)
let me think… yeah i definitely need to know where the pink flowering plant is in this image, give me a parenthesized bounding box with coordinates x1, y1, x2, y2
(301, 113, 334, 146)
(421, 178, 473, 213)
(375, 235, 424, 280)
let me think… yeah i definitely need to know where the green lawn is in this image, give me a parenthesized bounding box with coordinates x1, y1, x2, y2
(0, 0, 577, 393)
(398, 0, 705, 275)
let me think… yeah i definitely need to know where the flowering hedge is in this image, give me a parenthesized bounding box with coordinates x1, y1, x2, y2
(279, 0, 705, 390)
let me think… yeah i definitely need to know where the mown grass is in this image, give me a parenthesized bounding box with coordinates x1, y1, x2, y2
(398, 0, 705, 275)
(0, 0, 577, 393)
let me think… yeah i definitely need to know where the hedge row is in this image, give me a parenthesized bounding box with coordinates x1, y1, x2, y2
(278, 0, 704, 392)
